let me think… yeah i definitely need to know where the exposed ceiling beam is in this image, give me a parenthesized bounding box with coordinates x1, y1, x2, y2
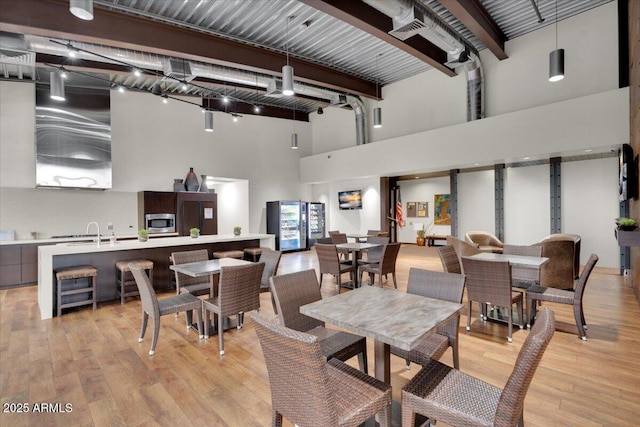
(0, 0, 377, 98)
(298, 0, 456, 77)
(438, 0, 507, 60)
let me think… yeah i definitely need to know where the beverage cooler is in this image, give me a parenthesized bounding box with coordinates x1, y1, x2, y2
(266, 201, 307, 252)
(307, 202, 326, 247)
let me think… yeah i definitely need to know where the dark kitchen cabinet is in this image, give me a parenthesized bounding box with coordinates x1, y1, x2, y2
(138, 191, 177, 230)
(176, 192, 218, 236)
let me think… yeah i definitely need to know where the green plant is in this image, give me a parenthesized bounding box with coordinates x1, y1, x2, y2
(616, 217, 637, 227)
(416, 221, 434, 238)
(138, 229, 148, 237)
(190, 227, 200, 234)
(233, 226, 241, 233)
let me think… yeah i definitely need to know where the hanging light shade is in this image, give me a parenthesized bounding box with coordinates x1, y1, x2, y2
(373, 107, 382, 128)
(291, 133, 298, 149)
(549, 48, 564, 82)
(50, 71, 65, 101)
(204, 110, 214, 132)
(69, 0, 94, 20)
(282, 65, 294, 96)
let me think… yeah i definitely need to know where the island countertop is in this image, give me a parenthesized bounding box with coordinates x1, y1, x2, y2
(38, 233, 274, 320)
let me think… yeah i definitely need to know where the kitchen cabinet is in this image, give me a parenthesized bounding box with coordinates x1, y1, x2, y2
(177, 192, 218, 236)
(137, 191, 177, 229)
(0, 243, 43, 288)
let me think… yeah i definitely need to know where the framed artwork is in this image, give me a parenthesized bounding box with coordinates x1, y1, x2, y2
(407, 202, 417, 217)
(417, 202, 428, 217)
(434, 194, 451, 225)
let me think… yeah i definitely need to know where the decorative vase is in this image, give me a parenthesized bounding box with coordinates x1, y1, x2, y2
(173, 179, 184, 192)
(233, 228, 241, 236)
(190, 231, 199, 238)
(138, 235, 148, 242)
(416, 237, 426, 246)
(199, 175, 215, 193)
(184, 167, 199, 192)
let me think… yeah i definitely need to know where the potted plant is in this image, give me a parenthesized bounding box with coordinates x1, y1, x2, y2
(415, 221, 434, 246)
(233, 226, 242, 236)
(190, 227, 200, 238)
(616, 217, 638, 231)
(138, 229, 149, 242)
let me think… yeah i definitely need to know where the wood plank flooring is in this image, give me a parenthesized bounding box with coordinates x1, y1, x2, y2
(1, 244, 639, 426)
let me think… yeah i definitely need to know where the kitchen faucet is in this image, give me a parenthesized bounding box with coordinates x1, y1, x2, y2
(86, 222, 100, 246)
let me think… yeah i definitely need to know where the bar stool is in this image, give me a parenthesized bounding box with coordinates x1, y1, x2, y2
(55, 265, 98, 317)
(212, 250, 244, 259)
(243, 247, 262, 262)
(115, 259, 154, 304)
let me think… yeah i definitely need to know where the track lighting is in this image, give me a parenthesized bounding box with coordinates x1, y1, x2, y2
(133, 68, 141, 77)
(50, 70, 65, 101)
(69, 0, 94, 21)
(232, 113, 240, 122)
(223, 96, 229, 104)
(254, 105, 261, 114)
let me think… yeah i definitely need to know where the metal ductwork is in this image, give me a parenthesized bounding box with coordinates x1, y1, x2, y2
(362, 0, 484, 121)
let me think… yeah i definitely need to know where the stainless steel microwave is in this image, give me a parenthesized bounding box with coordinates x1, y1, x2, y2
(145, 213, 176, 233)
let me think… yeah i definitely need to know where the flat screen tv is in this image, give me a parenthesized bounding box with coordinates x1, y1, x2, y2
(338, 190, 362, 210)
(619, 143, 638, 201)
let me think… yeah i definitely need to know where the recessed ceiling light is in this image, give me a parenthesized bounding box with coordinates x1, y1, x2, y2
(523, 157, 530, 160)
(474, 163, 480, 166)
(585, 149, 593, 153)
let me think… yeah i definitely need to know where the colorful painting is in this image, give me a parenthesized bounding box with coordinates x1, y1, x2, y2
(434, 194, 451, 225)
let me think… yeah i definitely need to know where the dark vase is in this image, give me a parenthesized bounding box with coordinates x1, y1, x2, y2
(173, 179, 184, 192)
(184, 167, 199, 192)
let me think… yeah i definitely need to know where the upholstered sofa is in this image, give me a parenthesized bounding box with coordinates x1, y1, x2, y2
(534, 234, 581, 289)
(465, 231, 504, 253)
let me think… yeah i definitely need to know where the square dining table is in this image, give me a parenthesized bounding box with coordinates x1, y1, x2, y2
(335, 242, 380, 288)
(169, 257, 252, 297)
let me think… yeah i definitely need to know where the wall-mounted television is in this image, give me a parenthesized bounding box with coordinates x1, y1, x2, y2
(338, 190, 362, 210)
(619, 143, 638, 201)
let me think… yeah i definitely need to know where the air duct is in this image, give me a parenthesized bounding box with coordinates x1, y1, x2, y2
(362, 0, 484, 121)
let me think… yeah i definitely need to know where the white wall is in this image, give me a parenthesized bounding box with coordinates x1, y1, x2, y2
(458, 170, 495, 239)
(504, 165, 551, 244)
(0, 82, 312, 238)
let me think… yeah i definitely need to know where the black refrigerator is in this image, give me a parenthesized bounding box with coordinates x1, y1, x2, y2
(307, 202, 326, 247)
(266, 201, 307, 252)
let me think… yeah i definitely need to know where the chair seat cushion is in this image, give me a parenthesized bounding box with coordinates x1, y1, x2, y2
(390, 332, 449, 366)
(116, 259, 153, 271)
(527, 285, 574, 304)
(158, 293, 201, 315)
(55, 265, 98, 280)
(212, 250, 245, 259)
(402, 360, 501, 427)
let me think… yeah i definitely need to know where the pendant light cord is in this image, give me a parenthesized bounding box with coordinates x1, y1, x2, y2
(555, 0, 558, 49)
(286, 16, 291, 67)
(375, 53, 380, 107)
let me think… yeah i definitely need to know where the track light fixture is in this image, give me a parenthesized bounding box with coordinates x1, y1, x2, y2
(373, 53, 382, 128)
(69, 0, 94, 21)
(50, 70, 65, 101)
(549, 0, 564, 82)
(282, 16, 295, 96)
(317, 107, 323, 115)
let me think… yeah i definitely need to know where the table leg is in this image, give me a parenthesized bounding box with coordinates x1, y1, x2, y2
(374, 341, 390, 385)
(352, 251, 360, 288)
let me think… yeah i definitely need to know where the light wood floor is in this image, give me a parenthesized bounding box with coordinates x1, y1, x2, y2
(1, 245, 639, 426)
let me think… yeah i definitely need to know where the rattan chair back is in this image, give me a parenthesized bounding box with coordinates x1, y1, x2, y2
(330, 233, 348, 244)
(364, 236, 389, 262)
(216, 262, 264, 316)
(574, 254, 598, 303)
(270, 269, 324, 332)
(437, 245, 462, 274)
(171, 249, 209, 294)
(315, 243, 343, 276)
(258, 248, 282, 290)
(503, 244, 543, 287)
(130, 262, 158, 317)
(446, 236, 480, 272)
(461, 256, 513, 307)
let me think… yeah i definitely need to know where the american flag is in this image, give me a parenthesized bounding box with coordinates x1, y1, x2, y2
(396, 188, 405, 228)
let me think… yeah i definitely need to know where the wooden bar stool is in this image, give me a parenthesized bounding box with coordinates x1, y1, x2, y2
(55, 265, 98, 317)
(243, 247, 262, 262)
(115, 259, 154, 304)
(212, 250, 244, 259)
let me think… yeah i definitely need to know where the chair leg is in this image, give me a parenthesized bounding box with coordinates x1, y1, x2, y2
(466, 301, 472, 331)
(391, 272, 398, 290)
(237, 311, 244, 329)
(357, 348, 368, 374)
(57, 279, 62, 317)
(195, 307, 204, 339)
(272, 410, 283, 427)
(507, 306, 513, 343)
(526, 296, 536, 329)
(204, 308, 211, 339)
(578, 301, 587, 329)
(149, 316, 160, 355)
(379, 401, 392, 427)
(574, 302, 587, 340)
(138, 311, 149, 344)
(517, 299, 524, 329)
(218, 314, 225, 355)
(401, 405, 416, 427)
(452, 341, 460, 369)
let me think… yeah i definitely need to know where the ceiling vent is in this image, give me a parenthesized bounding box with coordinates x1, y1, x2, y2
(389, 6, 466, 57)
(330, 94, 348, 107)
(164, 58, 195, 82)
(266, 79, 284, 97)
(0, 32, 35, 79)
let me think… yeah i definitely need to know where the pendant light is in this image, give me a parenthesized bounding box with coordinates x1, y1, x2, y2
(50, 70, 65, 101)
(69, 0, 94, 21)
(373, 53, 382, 128)
(549, 0, 564, 82)
(282, 16, 295, 96)
(204, 99, 214, 132)
(291, 103, 298, 149)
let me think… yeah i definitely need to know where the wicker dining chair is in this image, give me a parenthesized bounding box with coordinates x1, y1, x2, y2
(401, 307, 555, 427)
(503, 244, 543, 290)
(251, 312, 392, 427)
(270, 269, 368, 373)
(437, 245, 462, 274)
(330, 232, 351, 260)
(171, 249, 211, 297)
(257, 248, 282, 312)
(315, 243, 355, 292)
(129, 263, 204, 355)
(527, 254, 598, 340)
(202, 262, 264, 355)
(358, 236, 390, 266)
(446, 236, 481, 272)
(359, 242, 401, 289)
(461, 256, 524, 342)
(390, 268, 466, 369)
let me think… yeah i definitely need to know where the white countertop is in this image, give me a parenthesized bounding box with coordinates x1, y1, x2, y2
(0, 232, 179, 246)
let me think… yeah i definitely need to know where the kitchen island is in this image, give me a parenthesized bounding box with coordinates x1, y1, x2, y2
(38, 233, 274, 320)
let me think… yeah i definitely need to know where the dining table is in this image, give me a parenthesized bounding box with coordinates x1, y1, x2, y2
(300, 285, 463, 426)
(346, 233, 374, 243)
(335, 242, 380, 288)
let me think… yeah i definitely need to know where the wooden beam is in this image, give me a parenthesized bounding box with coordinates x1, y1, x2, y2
(299, 0, 456, 77)
(0, 0, 377, 98)
(439, 0, 507, 60)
